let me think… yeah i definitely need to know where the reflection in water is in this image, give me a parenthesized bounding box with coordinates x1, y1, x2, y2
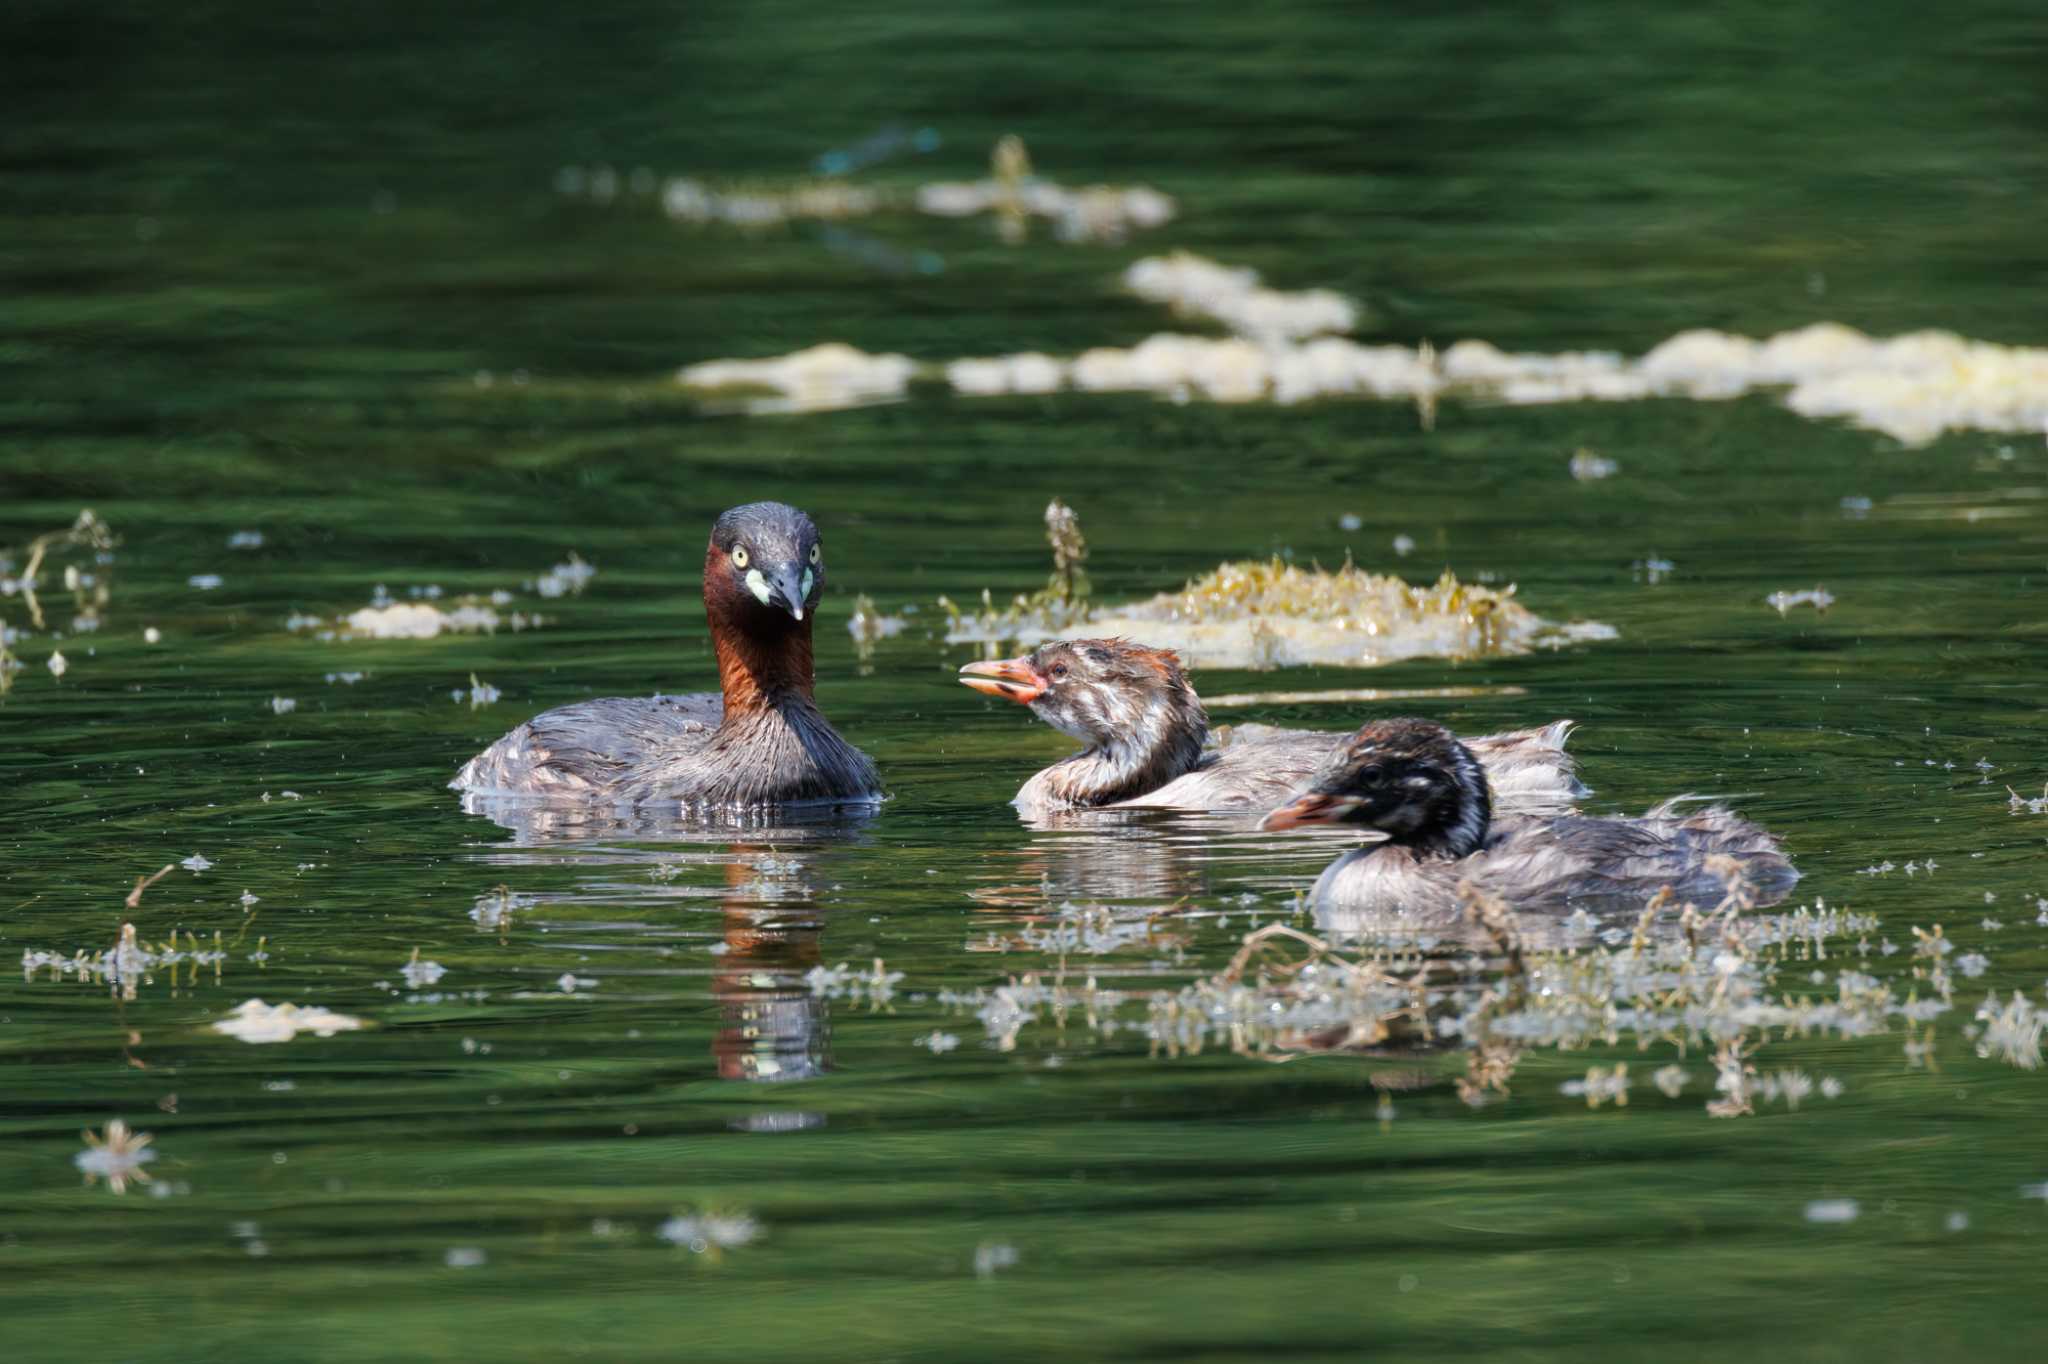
(970, 805, 1351, 910)
(461, 802, 878, 1090)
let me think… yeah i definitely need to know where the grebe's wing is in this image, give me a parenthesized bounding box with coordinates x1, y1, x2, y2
(450, 693, 721, 794)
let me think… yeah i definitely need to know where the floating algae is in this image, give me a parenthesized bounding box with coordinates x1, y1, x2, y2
(941, 501, 1610, 668)
(938, 860, 2010, 1122)
(677, 342, 916, 415)
(667, 224, 2047, 441)
(916, 135, 1175, 245)
(210, 999, 367, 1044)
(1086, 557, 1613, 670)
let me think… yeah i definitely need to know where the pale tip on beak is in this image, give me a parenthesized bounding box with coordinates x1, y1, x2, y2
(958, 656, 1049, 704)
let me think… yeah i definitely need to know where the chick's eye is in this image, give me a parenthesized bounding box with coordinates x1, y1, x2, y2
(1051, 663, 1068, 679)
(809, 544, 821, 564)
(732, 546, 750, 569)
(1358, 766, 1386, 788)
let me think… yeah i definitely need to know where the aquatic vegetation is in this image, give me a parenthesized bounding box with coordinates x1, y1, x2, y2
(938, 500, 1610, 667)
(23, 922, 231, 998)
(210, 999, 367, 1044)
(939, 859, 2035, 1117)
(940, 498, 1094, 649)
(1767, 587, 1835, 615)
(75, 1120, 156, 1195)
(337, 601, 512, 639)
(1085, 557, 1613, 670)
(401, 949, 447, 989)
(946, 352, 1067, 396)
(1804, 1198, 1860, 1224)
(1570, 449, 1619, 481)
(973, 1241, 1020, 1280)
(453, 674, 502, 708)
(805, 959, 903, 1009)
(677, 342, 916, 415)
(657, 1208, 762, 1258)
(670, 226, 2045, 440)
(918, 136, 1175, 244)
(529, 554, 597, 598)
(1123, 252, 1359, 345)
(0, 509, 115, 693)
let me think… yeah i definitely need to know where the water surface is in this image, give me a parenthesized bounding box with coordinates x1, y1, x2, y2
(5, 4, 2048, 1360)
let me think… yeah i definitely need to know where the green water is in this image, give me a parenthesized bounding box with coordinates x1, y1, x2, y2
(7, 3, 2048, 1360)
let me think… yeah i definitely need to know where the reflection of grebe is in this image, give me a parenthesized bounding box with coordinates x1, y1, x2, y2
(463, 811, 875, 1092)
(1260, 718, 1798, 917)
(452, 502, 879, 811)
(712, 853, 829, 1083)
(960, 638, 1584, 817)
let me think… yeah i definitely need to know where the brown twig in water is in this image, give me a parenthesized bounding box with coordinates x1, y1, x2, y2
(124, 864, 177, 910)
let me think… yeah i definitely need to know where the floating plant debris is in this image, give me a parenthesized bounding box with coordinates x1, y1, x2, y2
(670, 229, 2045, 441)
(939, 501, 1610, 667)
(75, 1120, 156, 1195)
(23, 922, 231, 999)
(210, 1000, 367, 1044)
(937, 860, 2022, 1120)
(657, 1209, 762, 1257)
(941, 498, 1094, 649)
(1123, 252, 1359, 345)
(677, 342, 916, 415)
(1766, 587, 1836, 615)
(1570, 450, 1619, 481)
(918, 135, 1175, 244)
(453, 674, 501, 708)
(529, 553, 596, 598)
(0, 510, 116, 691)
(338, 602, 509, 639)
(401, 948, 446, 988)
(805, 958, 904, 1009)
(1084, 558, 1613, 671)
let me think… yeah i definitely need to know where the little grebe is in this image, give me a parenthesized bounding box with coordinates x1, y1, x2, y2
(451, 501, 880, 810)
(1258, 718, 1797, 916)
(959, 638, 1585, 817)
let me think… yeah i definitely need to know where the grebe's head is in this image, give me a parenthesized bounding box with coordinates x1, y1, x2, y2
(959, 638, 1204, 750)
(706, 501, 823, 626)
(1258, 718, 1491, 856)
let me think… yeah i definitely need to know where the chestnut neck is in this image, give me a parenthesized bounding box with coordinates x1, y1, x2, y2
(703, 560, 815, 721)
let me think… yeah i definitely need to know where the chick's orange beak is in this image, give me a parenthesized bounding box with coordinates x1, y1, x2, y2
(1256, 792, 1362, 832)
(958, 656, 1049, 704)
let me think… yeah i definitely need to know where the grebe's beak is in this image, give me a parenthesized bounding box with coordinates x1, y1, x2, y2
(764, 565, 811, 622)
(958, 656, 1049, 704)
(1257, 791, 1368, 831)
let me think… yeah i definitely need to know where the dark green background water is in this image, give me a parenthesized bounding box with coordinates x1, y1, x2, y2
(6, 3, 2048, 1360)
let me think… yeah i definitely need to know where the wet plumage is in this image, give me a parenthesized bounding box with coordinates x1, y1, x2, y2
(1259, 717, 1797, 919)
(959, 638, 1585, 818)
(452, 502, 880, 812)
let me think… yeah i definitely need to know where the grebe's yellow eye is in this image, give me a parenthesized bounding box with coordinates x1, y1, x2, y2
(809, 543, 821, 565)
(731, 546, 749, 569)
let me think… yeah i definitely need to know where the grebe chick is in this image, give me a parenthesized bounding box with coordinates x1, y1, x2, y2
(959, 638, 1585, 818)
(1258, 718, 1797, 917)
(451, 501, 879, 811)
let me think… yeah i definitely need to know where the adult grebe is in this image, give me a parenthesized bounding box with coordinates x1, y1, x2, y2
(452, 501, 879, 811)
